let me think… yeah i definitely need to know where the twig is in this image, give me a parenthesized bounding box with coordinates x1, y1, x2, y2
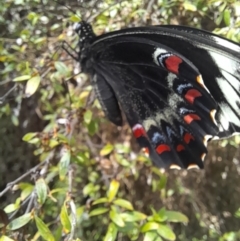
(9, 194, 32, 220)
(24, 191, 37, 214)
(0, 85, 18, 104)
(66, 166, 77, 241)
(0, 151, 55, 198)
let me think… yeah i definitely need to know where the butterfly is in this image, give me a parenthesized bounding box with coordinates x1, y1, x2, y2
(74, 21, 240, 170)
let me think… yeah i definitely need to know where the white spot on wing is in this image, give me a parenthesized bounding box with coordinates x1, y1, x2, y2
(217, 76, 240, 128)
(153, 48, 169, 66)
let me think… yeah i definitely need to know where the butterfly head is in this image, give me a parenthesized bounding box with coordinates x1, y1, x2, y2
(75, 21, 95, 50)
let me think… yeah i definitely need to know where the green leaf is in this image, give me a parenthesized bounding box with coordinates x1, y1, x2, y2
(54, 61, 69, 75)
(152, 208, 167, 222)
(141, 222, 160, 233)
(83, 183, 95, 196)
(107, 179, 120, 202)
(25, 75, 41, 97)
(13, 75, 31, 82)
(183, 2, 197, 11)
(92, 197, 108, 205)
(22, 132, 37, 142)
(4, 203, 19, 213)
(120, 211, 146, 222)
(69, 15, 81, 22)
(234, 208, 240, 218)
(115, 155, 131, 167)
(130, 211, 147, 221)
(36, 178, 48, 205)
(87, 119, 98, 135)
(103, 222, 118, 241)
(84, 110, 92, 124)
(89, 207, 109, 217)
(109, 208, 125, 227)
(165, 211, 189, 223)
(60, 202, 71, 233)
(0, 236, 15, 241)
(100, 144, 114, 156)
(143, 231, 163, 241)
(157, 224, 176, 241)
(58, 151, 71, 180)
(20, 184, 34, 201)
(35, 216, 55, 241)
(223, 9, 231, 26)
(113, 199, 133, 210)
(7, 213, 32, 230)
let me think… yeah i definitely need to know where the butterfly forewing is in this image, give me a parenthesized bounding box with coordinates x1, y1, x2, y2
(77, 22, 240, 169)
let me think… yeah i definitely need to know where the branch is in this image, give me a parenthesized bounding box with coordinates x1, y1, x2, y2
(0, 151, 55, 198)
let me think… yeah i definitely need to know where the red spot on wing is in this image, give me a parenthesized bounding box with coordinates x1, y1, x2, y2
(165, 55, 183, 74)
(132, 124, 146, 138)
(156, 144, 171, 154)
(176, 144, 185, 152)
(183, 133, 194, 144)
(184, 89, 202, 104)
(184, 114, 201, 124)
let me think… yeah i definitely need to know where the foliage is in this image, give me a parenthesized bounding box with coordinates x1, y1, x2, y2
(0, 0, 240, 241)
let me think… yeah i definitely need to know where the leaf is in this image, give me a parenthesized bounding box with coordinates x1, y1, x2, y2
(92, 197, 108, 205)
(22, 132, 37, 141)
(107, 179, 120, 202)
(223, 9, 231, 26)
(141, 222, 160, 233)
(157, 224, 176, 241)
(4, 203, 19, 213)
(83, 183, 95, 196)
(25, 75, 41, 97)
(100, 144, 114, 156)
(58, 151, 71, 180)
(152, 208, 167, 222)
(36, 178, 48, 205)
(103, 223, 118, 241)
(234, 208, 240, 218)
(13, 75, 31, 82)
(54, 61, 69, 75)
(143, 231, 163, 241)
(69, 15, 81, 23)
(35, 216, 55, 241)
(89, 207, 109, 217)
(20, 184, 34, 201)
(165, 211, 189, 223)
(120, 211, 146, 222)
(113, 199, 133, 210)
(84, 110, 92, 124)
(87, 119, 98, 135)
(183, 2, 197, 11)
(0, 236, 15, 241)
(109, 208, 125, 227)
(130, 211, 147, 221)
(60, 202, 71, 233)
(7, 213, 32, 230)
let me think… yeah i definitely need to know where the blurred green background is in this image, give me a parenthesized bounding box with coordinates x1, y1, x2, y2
(0, 0, 240, 240)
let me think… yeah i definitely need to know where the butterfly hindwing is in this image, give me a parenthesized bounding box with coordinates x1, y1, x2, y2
(91, 73, 122, 126)
(77, 22, 240, 169)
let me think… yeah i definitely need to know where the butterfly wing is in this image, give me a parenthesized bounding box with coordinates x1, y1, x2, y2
(82, 25, 240, 169)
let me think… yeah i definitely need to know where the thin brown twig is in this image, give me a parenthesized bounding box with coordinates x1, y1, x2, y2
(0, 151, 55, 198)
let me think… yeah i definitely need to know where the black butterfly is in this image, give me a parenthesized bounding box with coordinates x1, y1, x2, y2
(74, 21, 240, 170)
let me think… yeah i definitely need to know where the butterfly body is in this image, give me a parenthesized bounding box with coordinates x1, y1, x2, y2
(75, 21, 240, 169)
